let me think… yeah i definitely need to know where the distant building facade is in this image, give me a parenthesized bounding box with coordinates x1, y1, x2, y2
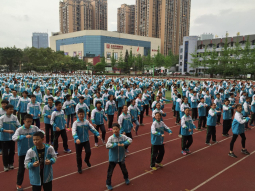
(32, 33, 48, 48)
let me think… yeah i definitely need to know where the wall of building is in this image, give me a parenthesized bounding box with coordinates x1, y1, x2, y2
(50, 30, 161, 58)
(60, 43, 84, 58)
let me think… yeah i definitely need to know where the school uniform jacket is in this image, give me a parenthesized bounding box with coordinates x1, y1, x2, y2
(128, 104, 140, 121)
(50, 110, 66, 131)
(207, 109, 217, 126)
(197, 102, 207, 117)
(105, 100, 117, 115)
(72, 119, 99, 143)
(181, 115, 196, 136)
(106, 134, 132, 162)
(12, 125, 44, 156)
(151, 120, 172, 145)
(42, 105, 56, 124)
(27, 102, 42, 119)
(232, 112, 250, 135)
(91, 108, 107, 125)
(223, 105, 232, 120)
(0, 114, 21, 141)
(24, 144, 57, 186)
(118, 113, 133, 134)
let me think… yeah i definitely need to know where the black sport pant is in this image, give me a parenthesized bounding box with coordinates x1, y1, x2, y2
(20, 112, 27, 126)
(45, 124, 54, 144)
(182, 135, 193, 151)
(144, 105, 149, 116)
(198, 116, 206, 129)
(108, 115, 114, 130)
(32, 181, 52, 191)
(230, 133, 246, 151)
(223, 119, 232, 135)
(75, 141, 91, 168)
(139, 109, 144, 124)
(176, 111, 180, 123)
(117, 107, 123, 118)
(151, 144, 165, 167)
(192, 108, 198, 120)
(53, 129, 69, 152)
(94, 124, 106, 143)
(2, 141, 15, 167)
(206, 126, 216, 143)
(106, 161, 128, 186)
(217, 114, 221, 123)
(17, 155, 26, 186)
(33, 118, 40, 129)
(125, 132, 132, 150)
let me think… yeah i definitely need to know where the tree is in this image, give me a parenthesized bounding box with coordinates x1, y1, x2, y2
(0, 46, 23, 72)
(110, 52, 117, 69)
(218, 35, 231, 78)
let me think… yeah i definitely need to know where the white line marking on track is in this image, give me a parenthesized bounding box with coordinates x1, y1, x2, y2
(190, 150, 255, 191)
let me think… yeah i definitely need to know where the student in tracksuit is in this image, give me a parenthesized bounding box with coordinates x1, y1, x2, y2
(222, 99, 235, 137)
(136, 93, 145, 126)
(228, 104, 250, 158)
(0, 104, 21, 172)
(12, 114, 44, 190)
(105, 95, 117, 131)
(175, 94, 182, 124)
(42, 97, 55, 145)
(91, 101, 108, 147)
(50, 101, 71, 155)
(206, 103, 221, 145)
(214, 93, 222, 125)
(152, 103, 166, 122)
(116, 90, 126, 118)
(27, 95, 42, 129)
(75, 96, 90, 120)
(242, 97, 251, 130)
(24, 132, 57, 191)
(118, 105, 133, 153)
(105, 123, 132, 190)
(72, 109, 100, 174)
(16, 91, 31, 125)
(9, 90, 20, 118)
(181, 108, 197, 155)
(191, 92, 198, 121)
(150, 112, 172, 171)
(63, 94, 76, 131)
(197, 97, 207, 130)
(128, 99, 140, 135)
(0, 100, 8, 155)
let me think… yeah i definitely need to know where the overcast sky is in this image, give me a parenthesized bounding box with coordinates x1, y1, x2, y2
(0, 0, 255, 49)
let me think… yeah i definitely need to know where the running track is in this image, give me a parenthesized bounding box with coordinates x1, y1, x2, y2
(0, 104, 255, 191)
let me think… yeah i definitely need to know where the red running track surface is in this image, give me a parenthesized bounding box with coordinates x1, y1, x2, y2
(0, 104, 254, 191)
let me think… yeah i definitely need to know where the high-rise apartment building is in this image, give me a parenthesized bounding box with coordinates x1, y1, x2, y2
(91, 0, 107, 30)
(135, 0, 191, 55)
(59, 0, 107, 34)
(32, 33, 48, 48)
(117, 4, 135, 35)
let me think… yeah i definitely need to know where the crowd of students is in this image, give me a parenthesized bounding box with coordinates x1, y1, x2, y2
(0, 74, 253, 191)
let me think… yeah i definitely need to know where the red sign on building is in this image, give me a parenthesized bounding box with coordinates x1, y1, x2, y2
(106, 44, 110, 49)
(111, 45, 123, 50)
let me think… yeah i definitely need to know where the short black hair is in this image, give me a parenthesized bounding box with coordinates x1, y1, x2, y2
(79, 96, 84, 99)
(96, 101, 102, 106)
(48, 97, 53, 101)
(55, 101, 62, 106)
(78, 108, 85, 114)
(12, 90, 17, 92)
(112, 123, 120, 129)
(22, 91, 28, 95)
(177, 94, 181, 98)
(1, 100, 9, 104)
(33, 131, 44, 139)
(31, 95, 36, 98)
(155, 112, 162, 117)
(24, 114, 33, 120)
(66, 94, 71, 99)
(5, 104, 14, 110)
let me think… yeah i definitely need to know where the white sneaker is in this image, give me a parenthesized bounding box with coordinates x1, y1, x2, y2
(95, 143, 99, 147)
(178, 135, 182, 138)
(4, 166, 8, 172)
(125, 149, 129, 153)
(102, 139, 106, 145)
(9, 164, 14, 169)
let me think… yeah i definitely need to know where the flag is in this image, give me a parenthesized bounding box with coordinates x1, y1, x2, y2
(137, 46, 139, 52)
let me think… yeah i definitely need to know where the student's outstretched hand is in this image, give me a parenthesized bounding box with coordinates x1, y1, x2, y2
(26, 135, 32, 138)
(45, 159, 51, 165)
(76, 139, 81, 144)
(5, 130, 14, 134)
(97, 136, 101, 139)
(48, 115, 51, 119)
(118, 143, 124, 147)
(169, 133, 172, 135)
(194, 128, 198, 131)
(56, 127, 60, 132)
(122, 132, 126, 135)
(161, 134, 165, 137)
(65, 124, 67, 128)
(189, 129, 192, 132)
(33, 161, 39, 167)
(93, 124, 97, 128)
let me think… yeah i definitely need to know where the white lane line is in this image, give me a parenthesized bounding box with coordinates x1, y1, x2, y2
(23, 130, 208, 190)
(190, 150, 255, 191)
